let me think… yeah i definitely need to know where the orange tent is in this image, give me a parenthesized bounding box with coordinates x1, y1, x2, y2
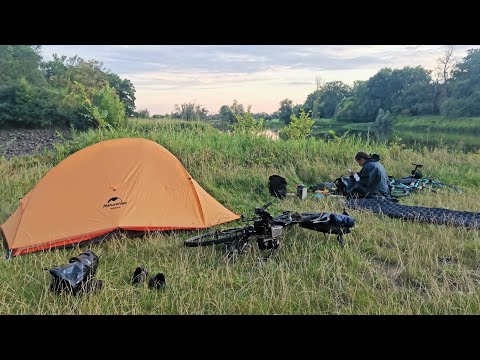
(1, 138, 240, 257)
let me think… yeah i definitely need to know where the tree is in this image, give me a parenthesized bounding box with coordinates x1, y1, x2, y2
(303, 81, 352, 119)
(353, 66, 432, 120)
(317, 81, 352, 118)
(0, 45, 46, 86)
(441, 48, 480, 117)
(230, 99, 245, 116)
(106, 73, 136, 117)
(430, 46, 456, 113)
(439, 46, 455, 95)
(292, 104, 303, 117)
(335, 97, 357, 123)
(279, 98, 293, 124)
(253, 112, 271, 121)
(315, 75, 324, 91)
(172, 101, 208, 121)
(136, 109, 150, 118)
(218, 105, 235, 123)
(312, 98, 322, 119)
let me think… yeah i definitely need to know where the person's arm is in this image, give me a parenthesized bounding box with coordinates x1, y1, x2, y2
(353, 164, 377, 192)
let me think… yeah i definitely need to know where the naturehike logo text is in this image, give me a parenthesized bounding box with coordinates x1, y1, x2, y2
(103, 197, 127, 209)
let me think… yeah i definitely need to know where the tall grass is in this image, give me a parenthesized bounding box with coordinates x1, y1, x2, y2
(1, 119, 480, 314)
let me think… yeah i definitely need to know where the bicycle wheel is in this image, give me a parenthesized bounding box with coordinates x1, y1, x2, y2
(183, 227, 247, 247)
(431, 181, 463, 193)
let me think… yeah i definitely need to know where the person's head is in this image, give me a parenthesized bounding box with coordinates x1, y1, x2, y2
(355, 151, 371, 166)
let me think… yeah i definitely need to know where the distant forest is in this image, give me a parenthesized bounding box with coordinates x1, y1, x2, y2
(2, 45, 480, 129)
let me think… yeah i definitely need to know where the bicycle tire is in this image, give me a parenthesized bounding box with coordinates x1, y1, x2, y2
(183, 227, 247, 247)
(425, 180, 463, 193)
(433, 182, 462, 193)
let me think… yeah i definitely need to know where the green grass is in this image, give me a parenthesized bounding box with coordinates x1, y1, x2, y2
(1, 119, 480, 314)
(394, 116, 480, 133)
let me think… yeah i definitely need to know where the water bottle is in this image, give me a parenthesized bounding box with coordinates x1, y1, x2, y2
(297, 184, 308, 200)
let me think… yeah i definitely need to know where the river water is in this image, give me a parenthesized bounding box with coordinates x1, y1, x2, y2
(311, 126, 480, 153)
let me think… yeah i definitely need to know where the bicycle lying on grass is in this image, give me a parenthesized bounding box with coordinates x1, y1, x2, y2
(390, 163, 463, 198)
(184, 202, 355, 257)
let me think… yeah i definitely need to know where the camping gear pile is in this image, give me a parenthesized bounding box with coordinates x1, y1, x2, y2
(268, 175, 338, 200)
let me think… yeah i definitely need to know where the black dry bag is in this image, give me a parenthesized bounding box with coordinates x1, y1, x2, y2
(48, 250, 101, 295)
(268, 175, 287, 199)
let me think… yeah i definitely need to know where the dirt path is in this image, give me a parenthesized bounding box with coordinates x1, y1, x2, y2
(0, 128, 71, 159)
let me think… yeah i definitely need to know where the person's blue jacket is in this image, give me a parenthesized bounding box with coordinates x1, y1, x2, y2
(351, 159, 390, 198)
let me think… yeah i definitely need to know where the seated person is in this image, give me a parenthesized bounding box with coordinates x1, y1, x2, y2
(349, 152, 391, 199)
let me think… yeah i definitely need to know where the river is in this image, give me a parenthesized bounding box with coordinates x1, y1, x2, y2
(310, 126, 480, 153)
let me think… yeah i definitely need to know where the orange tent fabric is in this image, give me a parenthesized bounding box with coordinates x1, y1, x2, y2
(1, 138, 240, 257)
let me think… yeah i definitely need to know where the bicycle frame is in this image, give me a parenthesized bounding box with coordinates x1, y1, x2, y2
(184, 202, 355, 257)
(389, 163, 462, 197)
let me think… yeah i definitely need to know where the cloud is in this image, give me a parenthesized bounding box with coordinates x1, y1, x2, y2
(40, 45, 480, 114)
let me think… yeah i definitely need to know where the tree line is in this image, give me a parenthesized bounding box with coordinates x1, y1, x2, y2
(174, 46, 480, 125)
(0, 45, 137, 129)
(2, 45, 480, 129)
(278, 46, 480, 124)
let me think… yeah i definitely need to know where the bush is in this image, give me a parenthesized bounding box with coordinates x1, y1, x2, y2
(375, 108, 385, 125)
(280, 110, 314, 140)
(0, 79, 74, 128)
(382, 110, 392, 126)
(72, 82, 126, 129)
(92, 84, 126, 128)
(232, 111, 264, 133)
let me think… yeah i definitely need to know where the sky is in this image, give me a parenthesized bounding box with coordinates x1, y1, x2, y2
(40, 45, 480, 115)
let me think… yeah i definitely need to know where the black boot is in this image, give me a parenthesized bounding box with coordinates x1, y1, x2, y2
(148, 273, 166, 290)
(132, 267, 148, 285)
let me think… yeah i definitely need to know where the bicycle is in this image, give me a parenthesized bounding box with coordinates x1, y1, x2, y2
(389, 163, 462, 198)
(183, 202, 355, 257)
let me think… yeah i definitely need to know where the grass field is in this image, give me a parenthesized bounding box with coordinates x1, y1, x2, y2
(1, 119, 480, 314)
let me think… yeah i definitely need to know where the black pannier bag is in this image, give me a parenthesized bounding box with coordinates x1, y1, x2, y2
(298, 212, 355, 245)
(334, 176, 354, 196)
(48, 250, 102, 295)
(268, 175, 287, 199)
